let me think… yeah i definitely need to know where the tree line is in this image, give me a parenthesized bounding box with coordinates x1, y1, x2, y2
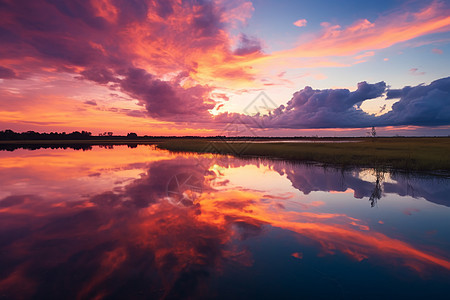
(0, 130, 95, 140)
(0, 130, 146, 140)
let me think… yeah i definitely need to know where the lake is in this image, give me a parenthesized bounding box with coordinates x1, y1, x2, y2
(0, 145, 449, 299)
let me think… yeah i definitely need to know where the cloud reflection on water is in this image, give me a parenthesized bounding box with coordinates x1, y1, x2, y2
(0, 146, 449, 298)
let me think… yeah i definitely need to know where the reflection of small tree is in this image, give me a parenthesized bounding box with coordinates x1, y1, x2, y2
(369, 169, 385, 207)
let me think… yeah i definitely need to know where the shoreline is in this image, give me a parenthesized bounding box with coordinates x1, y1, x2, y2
(156, 137, 450, 173)
(1, 137, 449, 173)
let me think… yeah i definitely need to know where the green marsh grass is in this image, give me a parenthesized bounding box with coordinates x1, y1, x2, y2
(157, 137, 450, 173)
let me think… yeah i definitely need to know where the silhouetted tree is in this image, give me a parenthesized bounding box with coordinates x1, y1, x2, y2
(367, 126, 377, 138)
(127, 132, 138, 138)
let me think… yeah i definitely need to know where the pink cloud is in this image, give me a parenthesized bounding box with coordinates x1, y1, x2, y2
(293, 19, 307, 27)
(353, 51, 375, 60)
(409, 68, 425, 75)
(277, 1, 450, 58)
(432, 48, 443, 54)
(0, 0, 262, 123)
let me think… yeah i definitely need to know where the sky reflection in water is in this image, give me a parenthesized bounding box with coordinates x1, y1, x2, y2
(0, 145, 449, 299)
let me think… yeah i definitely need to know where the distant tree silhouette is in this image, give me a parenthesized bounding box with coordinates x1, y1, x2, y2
(127, 132, 138, 138)
(0, 129, 92, 140)
(371, 126, 377, 138)
(367, 127, 377, 142)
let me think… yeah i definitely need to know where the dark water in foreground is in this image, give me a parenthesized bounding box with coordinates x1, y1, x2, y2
(0, 145, 449, 299)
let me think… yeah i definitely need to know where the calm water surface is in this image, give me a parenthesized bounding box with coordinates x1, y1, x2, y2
(0, 145, 449, 299)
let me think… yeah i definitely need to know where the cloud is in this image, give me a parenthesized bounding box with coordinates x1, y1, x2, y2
(1, 153, 450, 300)
(233, 34, 262, 56)
(293, 19, 307, 27)
(216, 76, 450, 129)
(226, 1, 450, 83)
(353, 51, 375, 60)
(246, 81, 387, 129)
(1, 0, 449, 131)
(83, 100, 97, 106)
(274, 1, 450, 58)
(76, 66, 216, 120)
(432, 48, 443, 54)
(80, 68, 117, 84)
(409, 68, 426, 76)
(0, 0, 263, 121)
(380, 76, 450, 126)
(120, 68, 215, 121)
(0, 0, 258, 94)
(0, 66, 18, 79)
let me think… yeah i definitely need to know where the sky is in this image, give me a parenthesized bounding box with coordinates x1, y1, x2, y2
(0, 0, 449, 136)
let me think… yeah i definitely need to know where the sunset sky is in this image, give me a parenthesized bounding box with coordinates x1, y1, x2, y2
(1, 0, 449, 136)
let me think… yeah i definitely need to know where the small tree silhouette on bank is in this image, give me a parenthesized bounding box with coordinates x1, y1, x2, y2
(367, 126, 377, 139)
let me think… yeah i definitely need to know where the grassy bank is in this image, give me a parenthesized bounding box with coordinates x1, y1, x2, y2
(2, 137, 449, 173)
(157, 137, 450, 172)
